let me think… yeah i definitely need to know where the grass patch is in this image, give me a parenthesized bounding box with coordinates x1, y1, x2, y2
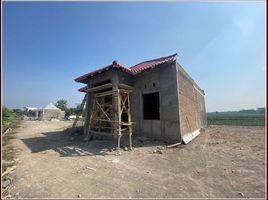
(207, 114, 265, 126)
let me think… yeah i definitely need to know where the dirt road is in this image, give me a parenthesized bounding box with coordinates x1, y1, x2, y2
(5, 121, 265, 198)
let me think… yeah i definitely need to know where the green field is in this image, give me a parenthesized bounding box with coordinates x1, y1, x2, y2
(207, 114, 265, 126)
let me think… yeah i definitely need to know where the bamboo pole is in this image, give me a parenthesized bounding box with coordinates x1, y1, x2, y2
(2, 166, 16, 177)
(127, 94, 133, 150)
(117, 89, 122, 151)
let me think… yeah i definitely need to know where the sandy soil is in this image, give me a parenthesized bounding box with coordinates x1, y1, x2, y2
(4, 121, 265, 198)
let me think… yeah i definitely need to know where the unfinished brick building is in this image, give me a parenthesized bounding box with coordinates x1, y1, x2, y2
(75, 53, 206, 148)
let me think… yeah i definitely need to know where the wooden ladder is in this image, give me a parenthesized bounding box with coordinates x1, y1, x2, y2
(71, 94, 87, 130)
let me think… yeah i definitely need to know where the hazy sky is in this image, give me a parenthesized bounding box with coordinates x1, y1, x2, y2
(3, 1, 266, 112)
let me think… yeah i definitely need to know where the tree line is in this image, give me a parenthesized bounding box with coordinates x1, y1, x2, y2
(208, 107, 265, 115)
(54, 99, 85, 117)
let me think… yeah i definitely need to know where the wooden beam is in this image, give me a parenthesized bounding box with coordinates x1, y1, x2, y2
(86, 83, 113, 93)
(93, 118, 117, 123)
(94, 90, 115, 97)
(167, 142, 182, 148)
(118, 83, 134, 90)
(127, 94, 133, 150)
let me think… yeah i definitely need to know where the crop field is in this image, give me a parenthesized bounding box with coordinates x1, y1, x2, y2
(207, 114, 265, 126)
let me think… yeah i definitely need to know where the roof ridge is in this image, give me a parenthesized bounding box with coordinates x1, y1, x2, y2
(75, 53, 178, 83)
(74, 60, 131, 83)
(130, 53, 177, 69)
(112, 60, 130, 71)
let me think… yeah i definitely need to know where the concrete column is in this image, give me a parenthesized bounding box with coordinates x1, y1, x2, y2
(112, 74, 119, 139)
(84, 83, 92, 140)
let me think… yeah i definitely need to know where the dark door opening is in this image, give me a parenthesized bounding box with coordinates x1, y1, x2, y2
(143, 92, 160, 120)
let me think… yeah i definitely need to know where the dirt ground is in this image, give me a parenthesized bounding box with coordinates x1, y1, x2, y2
(4, 120, 265, 198)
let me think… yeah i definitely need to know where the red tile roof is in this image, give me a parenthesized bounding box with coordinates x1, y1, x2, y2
(75, 61, 132, 83)
(130, 53, 177, 74)
(75, 53, 178, 83)
(78, 85, 88, 93)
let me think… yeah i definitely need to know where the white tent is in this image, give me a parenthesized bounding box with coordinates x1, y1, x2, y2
(43, 103, 60, 110)
(24, 107, 39, 112)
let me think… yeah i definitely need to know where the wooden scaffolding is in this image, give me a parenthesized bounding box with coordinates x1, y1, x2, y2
(87, 89, 133, 150)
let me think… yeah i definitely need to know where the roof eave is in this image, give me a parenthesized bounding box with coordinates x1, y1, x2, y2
(74, 63, 133, 84)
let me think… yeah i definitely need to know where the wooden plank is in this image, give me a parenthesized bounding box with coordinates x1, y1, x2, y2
(119, 89, 132, 94)
(91, 120, 134, 125)
(94, 90, 114, 97)
(121, 122, 135, 125)
(93, 118, 118, 123)
(118, 83, 134, 90)
(117, 89, 122, 150)
(86, 83, 113, 93)
(167, 142, 182, 148)
(127, 94, 133, 149)
(94, 89, 131, 98)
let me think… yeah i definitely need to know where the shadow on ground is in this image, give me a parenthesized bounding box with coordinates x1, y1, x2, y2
(21, 127, 166, 157)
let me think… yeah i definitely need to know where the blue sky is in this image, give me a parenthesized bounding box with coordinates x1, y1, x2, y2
(3, 1, 266, 112)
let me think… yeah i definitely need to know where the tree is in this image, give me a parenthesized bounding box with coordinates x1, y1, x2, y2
(65, 103, 82, 117)
(2, 106, 20, 127)
(55, 99, 68, 111)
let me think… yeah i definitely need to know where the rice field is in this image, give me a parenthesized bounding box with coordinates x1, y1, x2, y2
(207, 114, 265, 126)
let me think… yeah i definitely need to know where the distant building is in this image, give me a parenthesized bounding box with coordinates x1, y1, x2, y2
(24, 103, 65, 121)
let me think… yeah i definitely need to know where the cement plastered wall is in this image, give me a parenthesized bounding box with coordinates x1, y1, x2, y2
(131, 62, 181, 143)
(117, 70, 134, 86)
(177, 63, 206, 137)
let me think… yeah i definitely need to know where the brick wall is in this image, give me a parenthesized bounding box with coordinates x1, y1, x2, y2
(177, 64, 206, 137)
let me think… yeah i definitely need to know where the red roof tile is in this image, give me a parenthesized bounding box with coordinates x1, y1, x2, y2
(130, 53, 177, 74)
(74, 53, 178, 83)
(75, 61, 132, 83)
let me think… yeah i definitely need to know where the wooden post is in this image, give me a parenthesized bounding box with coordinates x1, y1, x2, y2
(117, 89, 122, 151)
(98, 97, 104, 132)
(82, 81, 134, 152)
(127, 94, 133, 150)
(87, 97, 96, 141)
